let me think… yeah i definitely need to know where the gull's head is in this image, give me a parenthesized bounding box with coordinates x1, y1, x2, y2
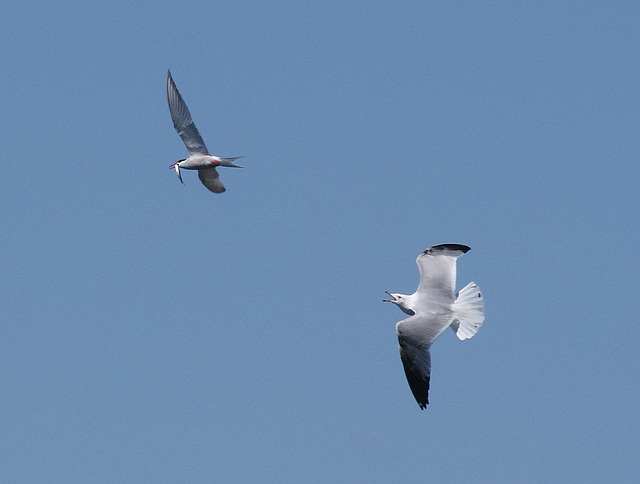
(383, 291, 415, 315)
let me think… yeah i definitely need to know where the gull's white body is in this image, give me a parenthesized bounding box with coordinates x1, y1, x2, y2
(384, 244, 485, 410)
(166, 70, 243, 193)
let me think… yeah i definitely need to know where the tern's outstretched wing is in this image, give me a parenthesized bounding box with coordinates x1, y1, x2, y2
(396, 312, 455, 409)
(167, 70, 210, 156)
(415, 244, 470, 304)
(198, 167, 226, 193)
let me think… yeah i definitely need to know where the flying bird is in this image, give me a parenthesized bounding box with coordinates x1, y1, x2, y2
(166, 70, 243, 193)
(383, 244, 485, 409)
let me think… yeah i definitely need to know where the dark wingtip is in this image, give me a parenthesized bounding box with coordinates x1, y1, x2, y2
(401, 353, 430, 410)
(415, 379, 430, 410)
(423, 243, 471, 255)
(418, 375, 430, 409)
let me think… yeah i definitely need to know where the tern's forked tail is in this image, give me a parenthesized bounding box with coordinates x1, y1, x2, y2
(451, 282, 484, 340)
(218, 156, 244, 168)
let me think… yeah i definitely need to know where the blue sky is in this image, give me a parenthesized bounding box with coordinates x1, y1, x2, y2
(1, 1, 639, 482)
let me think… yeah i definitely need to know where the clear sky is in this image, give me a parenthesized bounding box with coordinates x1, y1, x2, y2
(1, 1, 639, 482)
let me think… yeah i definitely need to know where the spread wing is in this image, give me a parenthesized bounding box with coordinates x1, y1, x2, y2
(415, 244, 470, 304)
(167, 70, 210, 156)
(198, 167, 226, 193)
(396, 312, 456, 409)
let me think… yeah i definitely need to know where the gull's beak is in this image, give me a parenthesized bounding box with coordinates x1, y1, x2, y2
(382, 291, 395, 302)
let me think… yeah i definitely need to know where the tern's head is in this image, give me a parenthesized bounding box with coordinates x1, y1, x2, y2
(383, 291, 415, 315)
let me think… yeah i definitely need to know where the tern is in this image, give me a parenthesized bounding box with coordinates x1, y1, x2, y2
(166, 70, 243, 193)
(383, 244, 485, 410)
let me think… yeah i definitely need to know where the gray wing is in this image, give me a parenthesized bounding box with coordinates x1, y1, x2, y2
(167, 70, 210, 156)
(396, 312, 456, 409)
(415, 244, 470, 304)
(198, 167, 226, 193)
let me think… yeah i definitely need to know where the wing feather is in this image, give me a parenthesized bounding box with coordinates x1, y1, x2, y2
(396, 312, 455, 409)
(198, 167, 226, 193)
(415, 244, 470, 304)
(167, 70, 210, 156)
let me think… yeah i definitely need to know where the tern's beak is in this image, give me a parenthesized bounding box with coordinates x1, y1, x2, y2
(382, 291, 396, 303)
(170, 162, 184, 184)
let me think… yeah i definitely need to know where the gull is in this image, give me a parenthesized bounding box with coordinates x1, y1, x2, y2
(383, 244, 484, 410)
(166, 70, 243, 193)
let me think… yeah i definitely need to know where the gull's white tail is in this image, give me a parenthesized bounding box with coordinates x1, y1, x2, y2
(451, 282, 485, 340)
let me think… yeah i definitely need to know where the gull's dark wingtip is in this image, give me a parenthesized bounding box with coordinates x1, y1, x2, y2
(423, 243, 471, 255)
(400, 350, 430, 410)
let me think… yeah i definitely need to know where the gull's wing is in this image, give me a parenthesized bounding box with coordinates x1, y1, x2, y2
(396, 312, 456, 409)
(198, 167, 226, 193)
(167, 70, 210, 156)
(415, 244, 470, 303)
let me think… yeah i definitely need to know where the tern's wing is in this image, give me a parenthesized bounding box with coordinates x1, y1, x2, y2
(167, 70, 210, 156)
(396, 312, 456, 409)
(415, 244, 470, 303)
(198, 167, 226, 193)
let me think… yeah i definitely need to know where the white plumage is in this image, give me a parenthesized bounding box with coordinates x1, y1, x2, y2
(166, 70, 243, 193)
(384, 244, 485, 409)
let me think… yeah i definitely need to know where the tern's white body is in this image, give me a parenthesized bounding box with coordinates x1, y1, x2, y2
(166, 70, 243, 193)
(384, 244, 485, 410)
(177, 154, 223, 170)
